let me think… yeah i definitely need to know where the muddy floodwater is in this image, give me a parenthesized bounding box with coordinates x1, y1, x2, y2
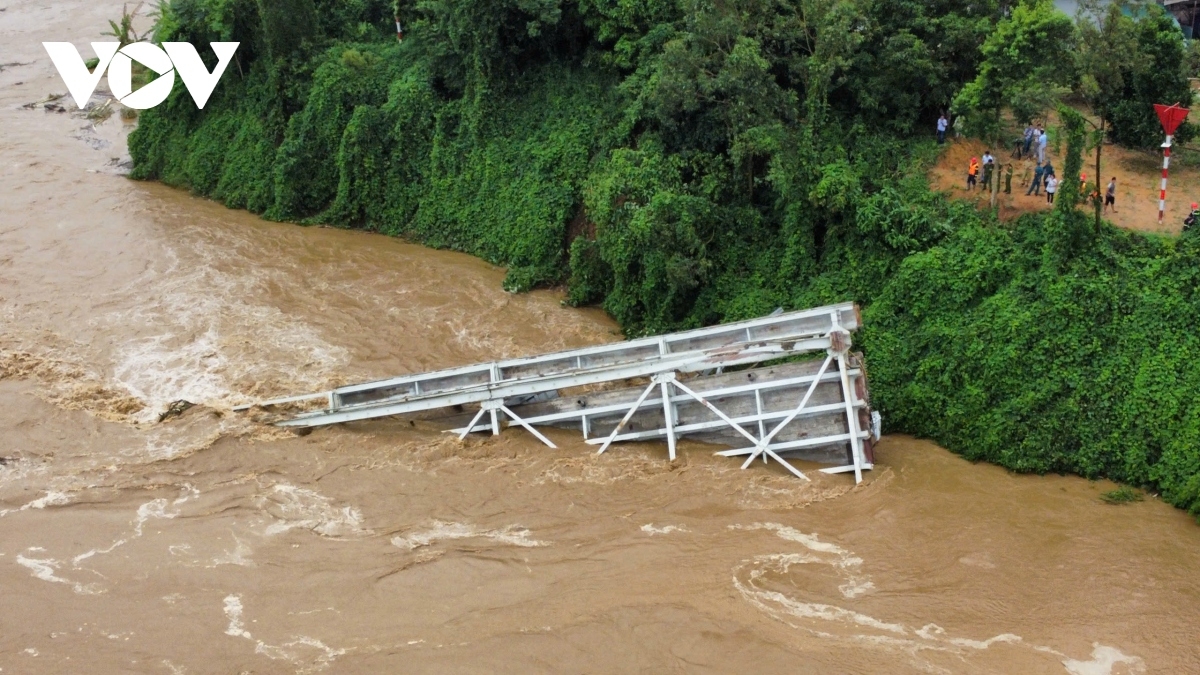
(2, 3, 1199, 674)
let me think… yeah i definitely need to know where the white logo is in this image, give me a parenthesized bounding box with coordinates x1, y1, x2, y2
(42, 42, 239, 110)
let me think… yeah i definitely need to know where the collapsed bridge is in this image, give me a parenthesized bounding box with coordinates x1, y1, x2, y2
(236, 302, 880, 483)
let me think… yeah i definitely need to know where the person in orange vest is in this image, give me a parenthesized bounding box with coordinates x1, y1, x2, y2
(967, 157, 979, 191)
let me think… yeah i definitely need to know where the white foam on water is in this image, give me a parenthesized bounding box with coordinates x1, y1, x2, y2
(134, 498, 178, 536)
(19, 491, 72, 510)
(113, 327, 231, 419)
(259, 485, 373, 538)
(1062, 644, 1147, 675)
(223, 595, 252, 638)
(255, 636, 347, 670)
(735, 552, 906, 634)
(730, 523, 1143, 674)
(222, 594, 346, 673)
(391, 520, 548, 551)
(208, 532, 253, 568)
(70, 497, 178, 567)
(640, 524, 687, 535)
(105, 244, 350, 417)
(731, 523, 874, 598)
(16, 555, 102, 595)
(173, 483, 200, 505)
(916, 623, 1023, 649)
(56, 492, 190, 588)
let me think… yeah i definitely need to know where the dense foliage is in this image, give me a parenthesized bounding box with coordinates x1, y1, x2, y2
(129, 0, 1200, 521)
(954, 0, 1195, 145)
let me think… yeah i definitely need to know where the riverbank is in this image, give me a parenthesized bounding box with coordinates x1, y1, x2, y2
(929, 136, 1200, 235)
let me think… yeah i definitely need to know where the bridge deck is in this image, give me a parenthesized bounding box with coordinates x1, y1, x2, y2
(237, 302, 877, 482)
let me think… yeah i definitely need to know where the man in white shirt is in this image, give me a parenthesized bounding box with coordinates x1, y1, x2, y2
(937, 114, 948, 144)
(1037, 128, 1048, 163)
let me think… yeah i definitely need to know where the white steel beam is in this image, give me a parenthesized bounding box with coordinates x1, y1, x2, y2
(568, 400, 862, 446)
(276, 336, 833, 428)
(596, 379, 660, 455)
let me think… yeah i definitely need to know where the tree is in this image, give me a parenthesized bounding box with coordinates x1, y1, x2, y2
(1103, 3, 1194, 149)
(952, 0, 1075, 139)
(1074, 0, 1142, 230)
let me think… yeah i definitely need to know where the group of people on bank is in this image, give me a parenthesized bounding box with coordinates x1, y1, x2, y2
(944, 115, 1119, 214)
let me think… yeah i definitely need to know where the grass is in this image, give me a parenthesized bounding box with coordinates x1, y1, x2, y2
(1100, 486, 1145, 505)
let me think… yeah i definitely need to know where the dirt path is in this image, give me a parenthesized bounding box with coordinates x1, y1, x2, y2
(929, 136, 1200, 236)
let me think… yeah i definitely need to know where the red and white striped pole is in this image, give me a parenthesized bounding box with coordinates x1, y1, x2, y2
(1154, 103, 1190, 225)
(1159, 135, 1172, 224)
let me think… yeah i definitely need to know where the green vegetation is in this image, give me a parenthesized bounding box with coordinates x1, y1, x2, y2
(129, 0, 1200, 522)
(1101, 486, 1145, 504)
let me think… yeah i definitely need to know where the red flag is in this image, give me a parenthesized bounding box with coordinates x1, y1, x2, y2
(1155, 103, 1190, 136)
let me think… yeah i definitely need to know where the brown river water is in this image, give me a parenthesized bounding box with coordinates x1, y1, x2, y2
(2, 2, 1199, 673)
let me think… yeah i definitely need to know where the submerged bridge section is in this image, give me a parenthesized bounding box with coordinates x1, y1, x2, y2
(237, 302, 880, 483)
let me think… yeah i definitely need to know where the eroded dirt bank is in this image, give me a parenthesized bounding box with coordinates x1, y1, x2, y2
(1, 2, 1198, 673)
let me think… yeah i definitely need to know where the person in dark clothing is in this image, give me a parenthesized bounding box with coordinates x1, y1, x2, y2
(1104, 177, 1117, 214)
(1022, 124, 1035, 157)
(1027, 162, 1045, 196)
(1185, 203, 1199, 233)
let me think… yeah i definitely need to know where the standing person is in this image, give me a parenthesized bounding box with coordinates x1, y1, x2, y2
(953, 115, 964, 139)
(1020, 159, 1033, 188)
(937, 114, 948, 144)
(1185, 203, 1200, 232)
(967, 156, 979, 191)
(1023, 123, 1035, 157)
(1027, 162, 1045, 196)
(1104, 177, 1117, 214)
(1004, 163, 1014, 194)
(1037, 127, 1048, 164)
(1045, 175, 1058, 204)
(981, 151, 995, 191)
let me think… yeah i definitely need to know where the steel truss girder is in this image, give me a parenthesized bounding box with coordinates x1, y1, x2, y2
(238, 303, 876, 483)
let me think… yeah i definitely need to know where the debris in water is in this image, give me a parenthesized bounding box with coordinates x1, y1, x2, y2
(83, 99, 113, 122)
(158, 400, 195, 423)
(21, 93, 64, 110)
(1100, 486, 1143, 505)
